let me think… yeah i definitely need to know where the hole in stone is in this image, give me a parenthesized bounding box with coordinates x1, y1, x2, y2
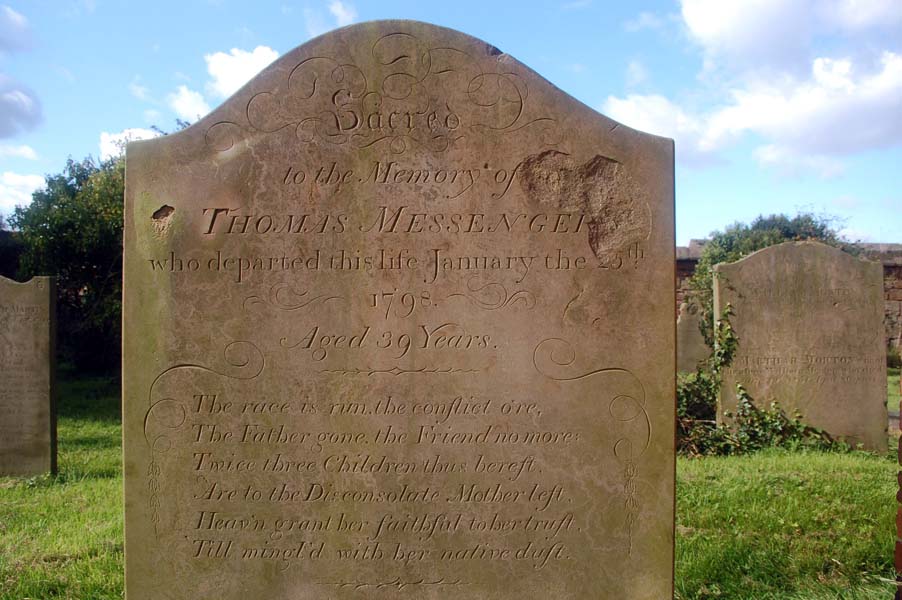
(152, 205, 175, 220)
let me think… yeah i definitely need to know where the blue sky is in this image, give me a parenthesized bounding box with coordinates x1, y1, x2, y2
(0, 0, 899, 244)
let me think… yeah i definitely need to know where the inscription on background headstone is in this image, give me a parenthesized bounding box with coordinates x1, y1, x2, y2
(124, 21, 675, 599)
(677, 302, 709, 373)
(715, 241, 886, 451)
(0, 275, 56, 475)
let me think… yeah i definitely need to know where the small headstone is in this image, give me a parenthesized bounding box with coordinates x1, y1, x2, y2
(124, 21, 675, 598)
(677, 301, 709, 372)
(0, 275, 56, 475)
(715, 241, 887, 451)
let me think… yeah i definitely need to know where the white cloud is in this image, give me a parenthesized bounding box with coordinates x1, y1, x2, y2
(166, 85, 210, 121)
(204, 46, 278, 98)
(602, 94, 714, 166)
(753, 144, 845, 178)
(0, 74, 42, 138)
(129, 78, 150, 101)
(817, 0, 902, 32)
(304, 8, 328, 38)
(624, 11, 665, 32)
(305, 2, 357, 37)
(838, 226, 872, 242)
(0, 144, 36, 159)
(681, 0, 812, 73)
(0, 171, 43, 215)
(680, 0, 902, 74)
(626, 59, 648, 87)
(832, 194, 861, 209)
(604, 51, 902, 174)
(99, 128, 160, 160)
(328, 1, 357, 26)
(0, 5, 31, 53)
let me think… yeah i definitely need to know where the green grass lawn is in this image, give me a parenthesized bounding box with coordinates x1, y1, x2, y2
(889, 367, 900, 413)
(0, 375, 897, 599)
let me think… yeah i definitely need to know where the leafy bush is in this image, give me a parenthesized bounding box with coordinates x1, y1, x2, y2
(888, 346, 901, 369)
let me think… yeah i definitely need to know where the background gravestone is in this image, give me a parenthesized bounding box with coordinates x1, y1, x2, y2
(715, 241, 886, 451)
(677, 301, 709, 373)
(124, 21, 675, 599)
(0, 275, 56, 476)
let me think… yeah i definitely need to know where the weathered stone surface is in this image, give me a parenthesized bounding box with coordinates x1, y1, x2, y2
(677, 302, 708, 373)
(715, 241, 886, 451)
(124, 21, 675, 599)
(0, 275, 55, 475)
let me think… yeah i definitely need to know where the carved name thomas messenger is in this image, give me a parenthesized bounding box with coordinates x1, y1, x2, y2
(123, 20, 675, 600)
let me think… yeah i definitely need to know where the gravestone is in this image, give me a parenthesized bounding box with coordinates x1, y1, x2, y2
(715, 241, 886, 451)
(677, 302, 708, 372)
(124, 21, 675, 599)
(0, 275, 56, 475)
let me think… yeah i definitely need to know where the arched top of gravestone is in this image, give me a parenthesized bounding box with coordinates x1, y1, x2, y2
(713, 240, 880, 275)
(128, 20, 672, 160)
(0, 275, 52, 289)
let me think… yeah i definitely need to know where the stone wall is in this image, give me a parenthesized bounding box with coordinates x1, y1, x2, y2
(676, 241, 902, 354)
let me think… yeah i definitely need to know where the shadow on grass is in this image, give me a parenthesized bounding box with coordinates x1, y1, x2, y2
(57, 367, 120, 423)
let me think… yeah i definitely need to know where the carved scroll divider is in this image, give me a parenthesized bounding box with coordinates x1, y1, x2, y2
(532, 337, 651, 555)
(143, 341, 265, 538)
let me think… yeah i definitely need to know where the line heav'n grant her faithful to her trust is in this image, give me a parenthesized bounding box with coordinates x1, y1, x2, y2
(123, 20, 675, 600)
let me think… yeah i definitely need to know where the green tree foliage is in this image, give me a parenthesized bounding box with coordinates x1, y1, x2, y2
(687, 213, 853, 347)
(10, 157, 124, 372)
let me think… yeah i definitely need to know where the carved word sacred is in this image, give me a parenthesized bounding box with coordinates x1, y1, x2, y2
(123, 21, 675, 599)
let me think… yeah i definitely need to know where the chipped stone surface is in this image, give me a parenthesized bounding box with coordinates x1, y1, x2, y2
(715, 241, 887, 451)
(123, 21, 675, 599)
(677, 302, 708, 373)
(0, 275, 56, 475)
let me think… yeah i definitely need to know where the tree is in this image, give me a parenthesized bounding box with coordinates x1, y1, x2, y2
(687, 213, 854, 347)
(10, 156, 124, 372)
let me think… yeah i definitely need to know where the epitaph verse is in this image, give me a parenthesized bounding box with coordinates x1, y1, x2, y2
(124, 21, 675, 600)
(0, 275, 56, 476)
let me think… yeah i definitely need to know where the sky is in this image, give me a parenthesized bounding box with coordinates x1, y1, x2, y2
(0, 0, 900, 245)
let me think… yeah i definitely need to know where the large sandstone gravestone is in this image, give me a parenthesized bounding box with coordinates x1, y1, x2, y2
(0, 275, 56, 475)
(124, 21, 675, 599)
(715, 241, 886, 451)
(677, 302, 709, 373)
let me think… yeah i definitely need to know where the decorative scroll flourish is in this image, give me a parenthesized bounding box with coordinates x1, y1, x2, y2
(322, 578, 468, 591)
(532, 337, 650, 555)
(243, 283, 344, 312)
(444, 277, 536, 311)
(204, 31, 561, 154)
(319, 365, 482, 377)
(143, 341, 265, 536)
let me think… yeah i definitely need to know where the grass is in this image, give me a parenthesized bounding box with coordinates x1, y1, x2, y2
(0, 374, 897, 599)
(0, 374, 123, 600)
(889, 367, 900, 413)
